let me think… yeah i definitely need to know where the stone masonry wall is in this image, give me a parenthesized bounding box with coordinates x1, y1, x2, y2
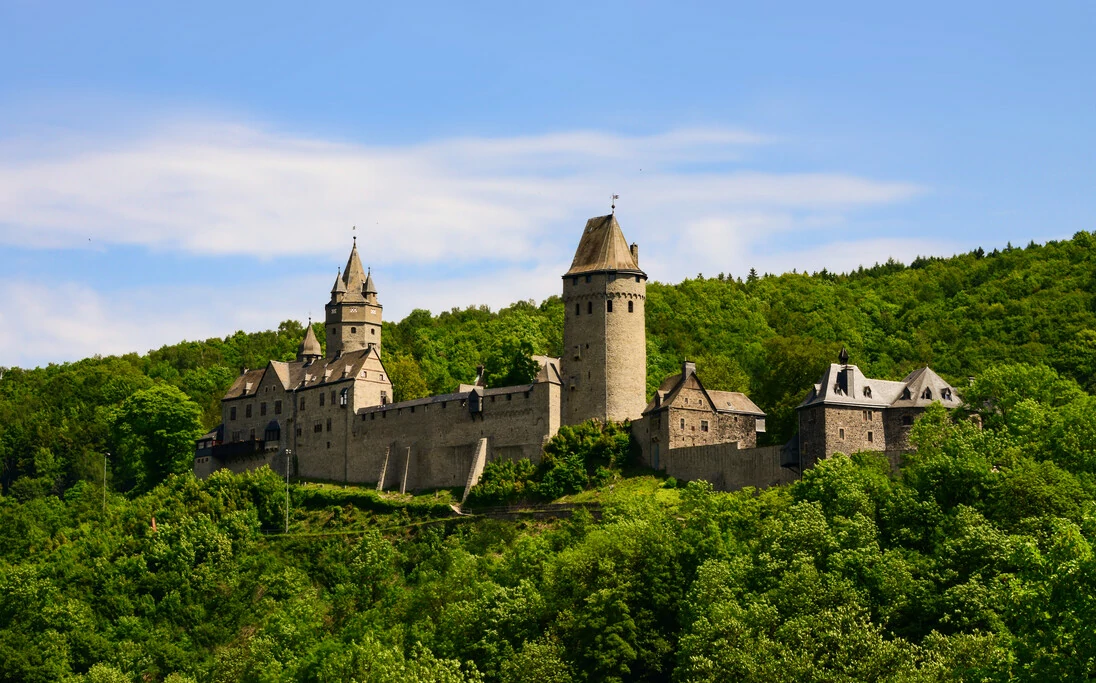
(661, 443, 798, 492)
(561, 272, 646, 425)
(288, 381, 561, 490)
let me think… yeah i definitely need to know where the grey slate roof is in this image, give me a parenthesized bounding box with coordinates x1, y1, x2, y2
(564, 214, 644, 276)
(797, 363, 961, 410)
(643, 367, 766, 417)
(297, 324, 322, 358)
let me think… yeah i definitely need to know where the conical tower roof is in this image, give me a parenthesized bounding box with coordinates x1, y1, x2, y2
(364, 267, 377, 295)
(297, 322, 322, 359)
(341, 239, 367, 302)
(564, 214, 643, 276)
(331, 267, 346, 294)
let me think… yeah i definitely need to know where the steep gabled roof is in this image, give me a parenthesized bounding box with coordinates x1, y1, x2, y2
(564, 214, 644, 276)
(642, 363, 765, 417)
(223, 368, 267, 400)
(797, 363, 962, 410)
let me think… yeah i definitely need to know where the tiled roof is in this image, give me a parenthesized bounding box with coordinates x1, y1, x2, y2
(564, 214, 644, 276)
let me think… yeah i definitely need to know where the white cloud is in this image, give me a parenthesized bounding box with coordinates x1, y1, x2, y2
(0, 120, 940, 367)
(0, 121, 922, 265)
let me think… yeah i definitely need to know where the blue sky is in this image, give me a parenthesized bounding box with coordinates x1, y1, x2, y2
(1, 1, 1093, 367)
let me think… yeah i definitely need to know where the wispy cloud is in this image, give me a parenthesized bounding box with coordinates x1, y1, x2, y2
(0, 120, 944, 367)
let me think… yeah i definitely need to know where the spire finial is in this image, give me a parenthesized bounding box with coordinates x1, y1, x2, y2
(838, 347, 849, 365)
(352, 225, 356, 246)
(610, 193, 619, 214)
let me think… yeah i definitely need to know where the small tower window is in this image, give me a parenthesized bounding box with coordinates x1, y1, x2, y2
(680, 418, 685, 429)
(575, 303, 580, 315)
(331, 328, 336, 336)
(585, 275, 591, 283)
(351, 327, 356, 333)
(628, 301, 634, 313)
(572, 276, 578, 286)
(867, 431, 874, 443)
(635, 275, 641, 282)
(607, 300, 613, 312)
(371, 328, 376, 335)
(587, 301, 593, 314)
(839, 428, 845, 439)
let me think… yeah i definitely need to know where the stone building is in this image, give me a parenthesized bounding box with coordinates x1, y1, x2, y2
(561, 214, 648, 425)
(195, 212, 636, 491)
(796, 350, 961, 470)
(194, 209, 960, 495)
(631, 361, 766, 470)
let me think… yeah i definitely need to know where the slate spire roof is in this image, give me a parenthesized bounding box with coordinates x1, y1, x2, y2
(297, 322, 322, 360)
(342, 239, 368, 300)
(564, 214, 644, 276)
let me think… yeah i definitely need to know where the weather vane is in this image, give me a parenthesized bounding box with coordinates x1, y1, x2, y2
(611, 194, 619, 214)
(352, 225, 356, 244)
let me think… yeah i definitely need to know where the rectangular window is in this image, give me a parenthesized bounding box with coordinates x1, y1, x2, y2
(867, 431, 874, 443)
(701, 420, 709, 432)
(635, 275, 641, 282)
(245, 404, 252, 418)
(839, 428, 845, 439)
(232, 431, 240, 442)
(607, 300, 613, 312)
(869, 410, 874, 421)
(575, 303, 580, 315)
(230, 407, 237, 420)
(380, 391, 388, 405)
(274, 400, 282, 415)
(300, 398, 306, 410)
(587, 301, 593, 314)
(326, 418, 332, 432)
(331, 390, 336, 405)
(506, 394, 512, 401)
(249, 428, 255, 440)
(296, 427, 302, 437)
(585, 275, 591, 283)
(680, 418, 685, 429)
(314, 423, 322, 433)
(319, 393, 325, 406)
(628, 301, 634, 313)
(572, 276, 578, 286)
(260, 402, 267, 416)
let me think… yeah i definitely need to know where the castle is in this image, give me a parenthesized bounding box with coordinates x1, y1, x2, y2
(194, 213, 961, 493)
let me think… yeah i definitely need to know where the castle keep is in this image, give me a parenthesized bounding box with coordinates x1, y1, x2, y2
(195, 213, 961, 493)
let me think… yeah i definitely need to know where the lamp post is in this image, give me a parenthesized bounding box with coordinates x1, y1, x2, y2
(284, 448, 292, 534)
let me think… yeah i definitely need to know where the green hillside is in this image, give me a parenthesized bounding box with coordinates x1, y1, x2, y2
(2, 232, 1093, 493)
(2, 232, 1096, 681)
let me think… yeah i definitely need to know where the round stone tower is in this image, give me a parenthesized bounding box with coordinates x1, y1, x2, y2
(561, 213, 647, 425)
(325, 239, 383, 358)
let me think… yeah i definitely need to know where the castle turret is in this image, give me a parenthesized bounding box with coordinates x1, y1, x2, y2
(325, 238, 383, 357)
(296, 321, 323, 363)
(561, 213, 647, 425)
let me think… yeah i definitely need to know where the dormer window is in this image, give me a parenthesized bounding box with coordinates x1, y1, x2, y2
(863, 387, 872, 398)
(922, 388, 932, 400)
(902, 388, 912, 400)
(942, 388, 952, 400)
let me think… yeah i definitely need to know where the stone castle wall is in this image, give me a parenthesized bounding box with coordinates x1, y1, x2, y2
(660, 443, 798, 492)
(291, 382, 560, 490)
(561, 272, 646, 425)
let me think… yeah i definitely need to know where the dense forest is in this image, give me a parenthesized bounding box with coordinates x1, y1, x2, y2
(1, 232, 1092, 494)
(1, 232, 1095, 681)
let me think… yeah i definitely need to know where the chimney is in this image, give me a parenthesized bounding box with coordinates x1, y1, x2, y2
(630, 242, 639, 264)
(682, 360, 696, 378)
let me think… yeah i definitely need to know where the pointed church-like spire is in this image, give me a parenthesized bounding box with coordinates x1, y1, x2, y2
(297, 319, 323, 361)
